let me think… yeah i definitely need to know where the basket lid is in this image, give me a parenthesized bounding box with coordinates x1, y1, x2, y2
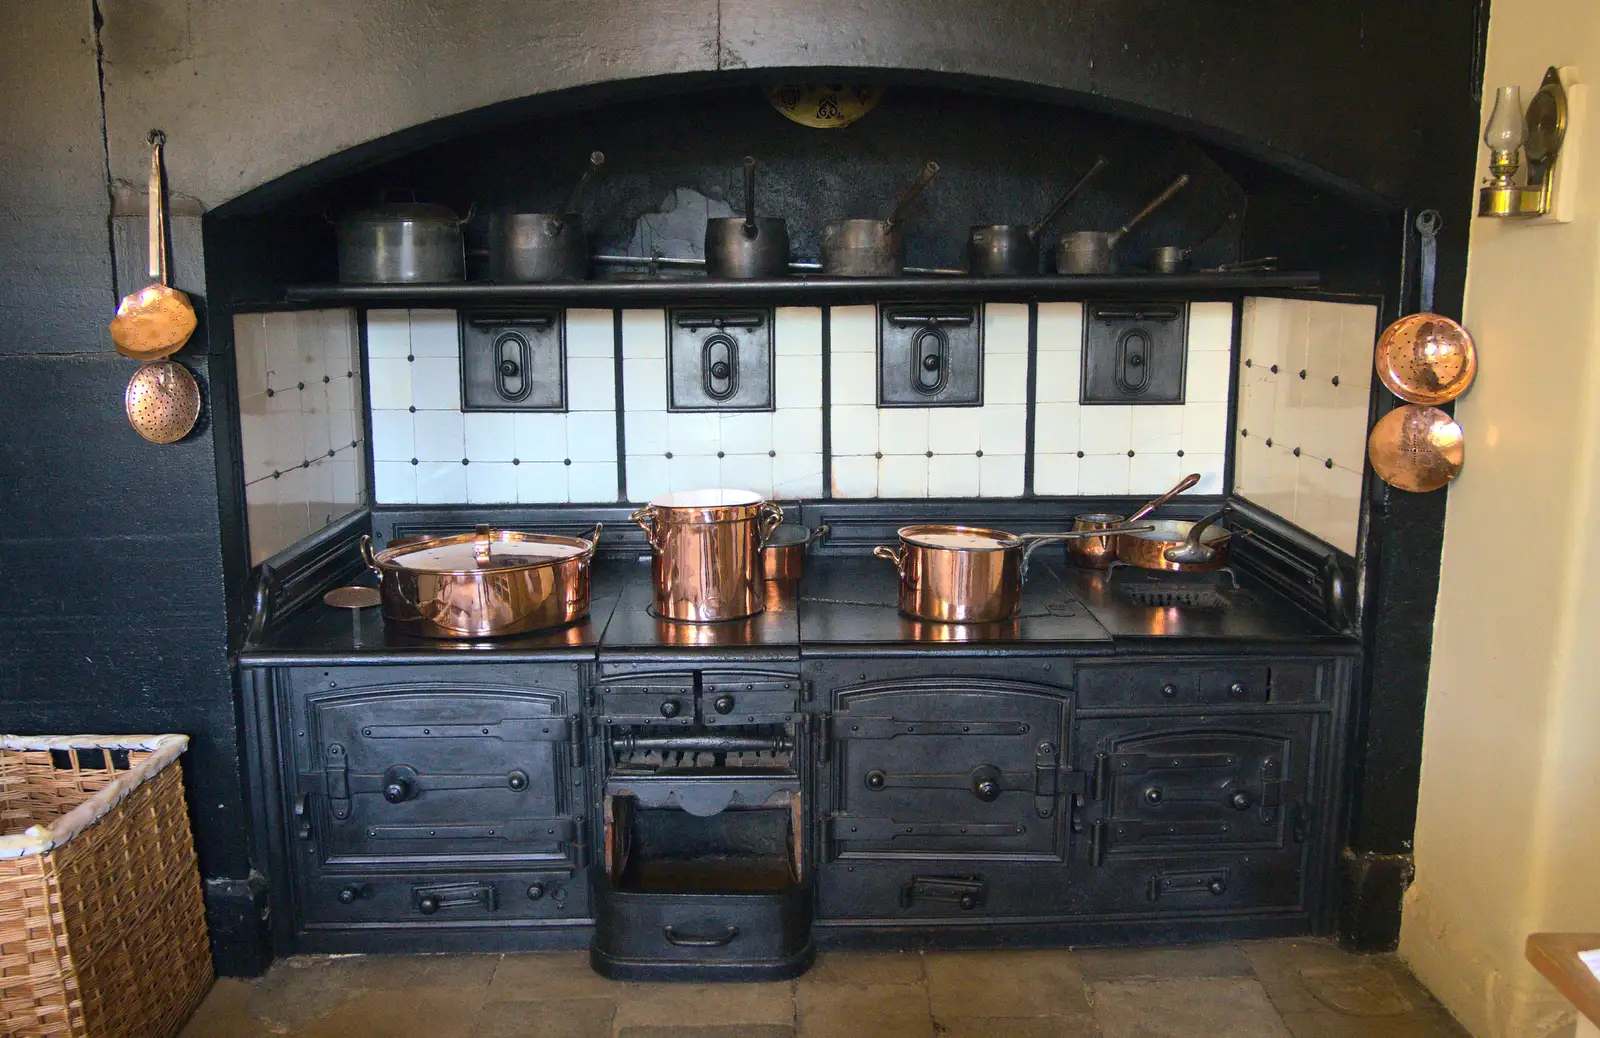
(898, 524, 1021, 550)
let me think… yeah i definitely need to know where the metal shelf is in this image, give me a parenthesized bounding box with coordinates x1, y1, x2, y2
(283, 271, 1320, 307)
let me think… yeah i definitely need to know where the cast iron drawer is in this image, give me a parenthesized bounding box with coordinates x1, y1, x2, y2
(591, 876, 811, 968)
(699, 676, 801, 725)
(302, 869, 587, 926)
(1077, 662, 1318, 707)
(1077, 666, 1200, 706)
(598, 679, 697, 726)
(817, 862, 1070, 921)
(1075, 853, 1305, 915)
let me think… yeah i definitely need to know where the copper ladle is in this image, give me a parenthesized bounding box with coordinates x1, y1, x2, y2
(110, 131, 197, 361)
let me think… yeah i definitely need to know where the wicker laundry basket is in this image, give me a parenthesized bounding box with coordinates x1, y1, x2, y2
(0, 735, 213, 1038)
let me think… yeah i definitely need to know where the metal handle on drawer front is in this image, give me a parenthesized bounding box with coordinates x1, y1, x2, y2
(414, 882, 498, 915)
(663, 924, 739, 947)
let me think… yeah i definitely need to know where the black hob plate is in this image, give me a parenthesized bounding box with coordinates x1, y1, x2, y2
(598, 559, 801, 660)
(797, 557, 1113, 651)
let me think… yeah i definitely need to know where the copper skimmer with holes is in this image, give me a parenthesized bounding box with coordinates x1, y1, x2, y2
(125, 359, 201, 443)
(110, 131, 197, 361)
(1373, 210, 1477, 406)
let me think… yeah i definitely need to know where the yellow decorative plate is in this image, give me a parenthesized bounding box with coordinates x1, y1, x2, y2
(767, 84, 884, 128)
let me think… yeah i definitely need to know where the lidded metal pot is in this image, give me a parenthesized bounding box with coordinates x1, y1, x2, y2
(630, 489, 784, 623)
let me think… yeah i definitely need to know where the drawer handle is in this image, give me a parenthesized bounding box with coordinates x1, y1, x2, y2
(663, 924, 739, 948)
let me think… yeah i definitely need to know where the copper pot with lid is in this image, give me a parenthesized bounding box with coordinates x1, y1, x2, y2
(630, 489, 784, 623)
(873, 523, 1149, 623)
(360, 524, 602, 638)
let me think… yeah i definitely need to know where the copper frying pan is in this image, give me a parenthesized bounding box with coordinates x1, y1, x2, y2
(1373, 210, 1477, 405)
(110, 131, 197, 361)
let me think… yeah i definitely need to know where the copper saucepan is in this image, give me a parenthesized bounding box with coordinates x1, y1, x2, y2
(1115, 509, 1235, 572)
(1066, 472, 1202, 569)
(762, 523, 829, 583)
(874, 523, 1151, 623)
(360, 524, 602, 638)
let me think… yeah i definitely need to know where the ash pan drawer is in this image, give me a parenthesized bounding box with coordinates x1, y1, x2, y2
(817, 862, 1070, 921)
(591, 875, 812, 968)
(303, 870, 587, 925)
(1078, 853, 1305, 915)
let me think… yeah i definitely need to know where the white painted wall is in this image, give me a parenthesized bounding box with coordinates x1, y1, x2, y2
(1399, 8, 1600, 1036)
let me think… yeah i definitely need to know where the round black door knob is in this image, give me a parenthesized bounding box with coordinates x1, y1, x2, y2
(499, 358, 521, 377)
(417, 895, 441, 915)
(1229, 682, 1248, 699)
(660, 700, 681, 718)
(507, 770, 529, 792)
(1208, 878, 1228, 895)
(1145, 787, 1164, 805)
(865, 769, 887, 791)
(959, 895, 978, 910)
(1161, 683, 1179, 698)
(337, 885, 362, 905)
(383, 777, 414, 804)
(1230, 791, 1253, 810)
(713, 694, 735, 714)
(970, 765, 1003, 802)
(922, 354, 941, 371)
(710, 361, 731, 379)
(526, 883, 545, 900)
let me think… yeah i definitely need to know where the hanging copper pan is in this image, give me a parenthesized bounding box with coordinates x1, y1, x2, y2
(1373, 210, 1477, 406)
(1367, 405, 1464, 493)
(110, 131, 197, 361)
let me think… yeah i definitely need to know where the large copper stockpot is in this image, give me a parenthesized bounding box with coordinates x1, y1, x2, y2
(873, 524, 1145, 623)
(360, 524, 602, 638)
(631, 490, 784, 623)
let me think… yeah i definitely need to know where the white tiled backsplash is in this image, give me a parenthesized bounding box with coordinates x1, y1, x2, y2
(235, 309, 367, 564)
(369, 309, 620, 504)
(1234, 296, 1376, 554)
(622, 308, 825, 502)
(1032, 302, 1232, 497)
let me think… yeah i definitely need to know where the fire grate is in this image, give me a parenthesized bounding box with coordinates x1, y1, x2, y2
(1119, 585, 1229, 609)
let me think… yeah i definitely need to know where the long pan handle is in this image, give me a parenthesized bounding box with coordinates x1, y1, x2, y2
(1111, 173, 1190, 245)
(887, 161, 941, 229)
(1126, 472, 1202, 524)
(742, 156, 760, 238)
(553, 151, 605, 231)
(1030, 155, 1108, 239)
(148, 130, 167, 284)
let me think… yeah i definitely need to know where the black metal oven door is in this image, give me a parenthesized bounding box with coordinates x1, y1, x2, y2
(825, 678, 1070, 861)
(1076, 715, 1317, 862)
(298, 688, 579, 869)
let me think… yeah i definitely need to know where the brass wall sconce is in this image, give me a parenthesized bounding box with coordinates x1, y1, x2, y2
(1479, 67, 1569, 218)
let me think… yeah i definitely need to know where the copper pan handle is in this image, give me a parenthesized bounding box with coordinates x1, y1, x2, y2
(757, 501, 785, 543)
(1016, 526, 1154, 583)
(359, 534, 381, 575)
(583, 522, 604, 549)
(629, 506, 661, 550)
(473, 525, 494, 566)
(1126, 473, 1202, 524)
(872, 544, 905, 577)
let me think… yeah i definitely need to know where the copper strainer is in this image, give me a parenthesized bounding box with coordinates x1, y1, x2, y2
(1372, 211, 1477, 406)
(125, 360, 201, 443)
(109, 131, 197, 361)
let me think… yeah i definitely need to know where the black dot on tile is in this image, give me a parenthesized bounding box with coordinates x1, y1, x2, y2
(327, 449, 335, 458)
(271, 470, 281, 479)
(664, 451, 673, 459)
(266, 389, 275, 398)
(1176, 450, 1185, 457)
(1241, 429, 1248, 437)
(975, 450, 983, 458)
(323, 375, 331, 384)
(1265, 438, 1274, 447)
(1127, 450, 1135, 458)
(350, 440, 358, 448)
(1293, 447, 1301, 456)
(1076, 451, 1084, 458)
(1298, 370, 1307, 380)
(408, 406, 416, 413)
(512, 458, 521, 466)
(563, 459, 572, 466)
(1270, 364, 1279, 373)
(768, 450, 776, 458)
(1325, 458, 1334, 469)
(1245, 359, 1253, 368)
(407, 354, 415, 362)
(461, 458, 469, 465)
(347, 370, 354, 378)
(410, 458, 418, 466)
(874, 451, 883, 460)
(297, 382, 305, 391)
(717, 451, 725, 459)
(925, 450, 933, 458)
(1332, 375, 1341, 386)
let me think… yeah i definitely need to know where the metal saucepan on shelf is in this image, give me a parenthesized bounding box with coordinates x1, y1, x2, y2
(486, 150, 605, 283)
(1373, 210, 1477, 406)
(335, 191, 472, 284)
(1056, 174, 1190, 275)
(1149, 211, 1238, 274)
(705, 156, 791, 279)
(762, 523, 830, 583)
(1367, 404, 1465, 492)
(822, 160, 941, 277)
(111, 131, 197, 362)
(630, 489, 785, 623)
(873, 523, 1151, 623)
(967, 155, 1108, 277)
(1116, 508, 1236, 573)
(360, 524, 602, 638)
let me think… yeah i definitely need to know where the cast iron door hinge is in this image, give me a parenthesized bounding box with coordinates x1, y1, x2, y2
(324, 743, 350, 819)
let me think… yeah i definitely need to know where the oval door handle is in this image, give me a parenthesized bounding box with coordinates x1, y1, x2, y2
(663, 924, 739, 948)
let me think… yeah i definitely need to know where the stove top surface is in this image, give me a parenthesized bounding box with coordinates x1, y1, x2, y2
(598, 559, 800, 657)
